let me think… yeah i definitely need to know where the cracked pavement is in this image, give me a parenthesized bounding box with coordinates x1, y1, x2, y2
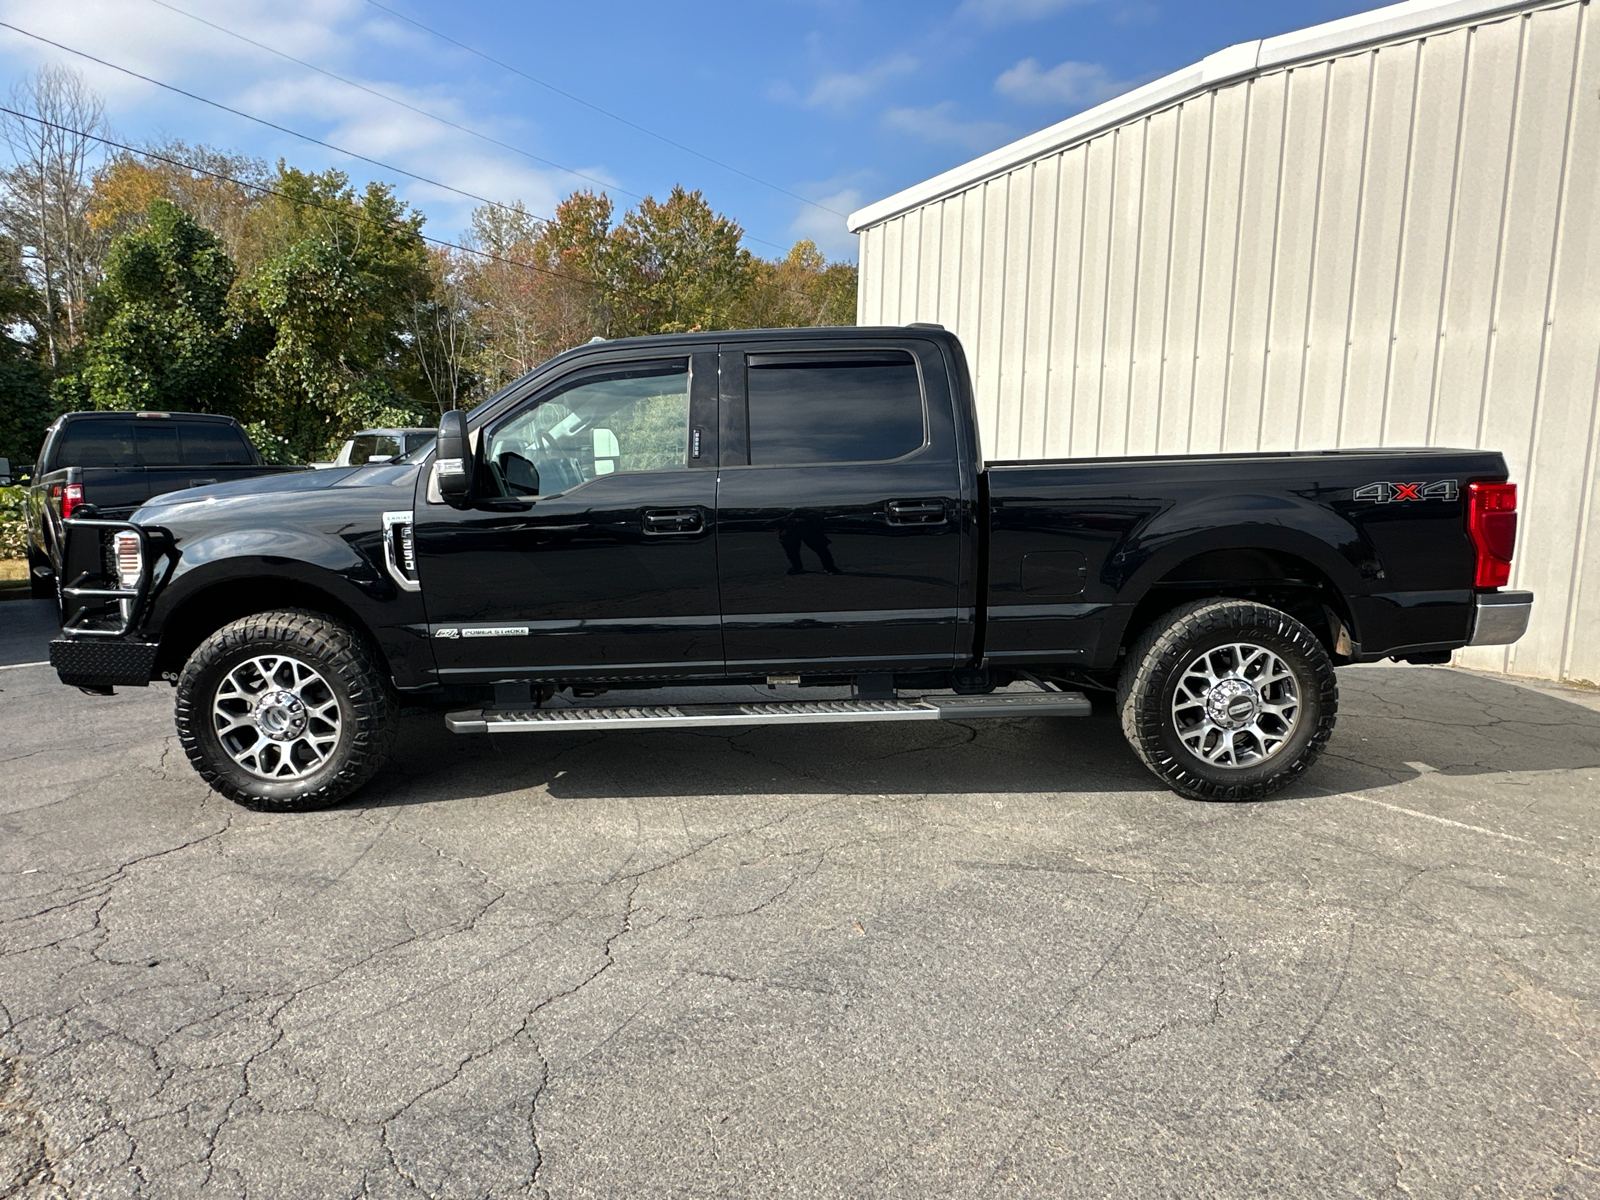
(0, 598, 1597, 1198)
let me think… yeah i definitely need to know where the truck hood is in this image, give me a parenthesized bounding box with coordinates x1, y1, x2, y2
(134, 461, 421, 522)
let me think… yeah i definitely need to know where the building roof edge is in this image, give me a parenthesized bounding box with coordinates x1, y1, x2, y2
(847, 0, 1551, 233)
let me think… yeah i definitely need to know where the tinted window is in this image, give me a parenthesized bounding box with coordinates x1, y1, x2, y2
(746, 356, 924, 466)
(135, 423, 182, 465)
(53, 420, 138, 467)
(487, 363, 690, 496)
(180, 423, 253, 466)
(403, 431, 436, 454)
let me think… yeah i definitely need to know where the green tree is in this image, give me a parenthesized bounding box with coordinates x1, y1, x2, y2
(71, 199, 247, 414)
(611, 186, 755, 336)
(240, 167, 434, 458)
(741, 239, 858, 329)
(0, 233, 52, 473)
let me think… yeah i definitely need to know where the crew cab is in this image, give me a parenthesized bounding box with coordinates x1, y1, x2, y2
(24, 411, 305, 603)
(47, 327, 1532, 810)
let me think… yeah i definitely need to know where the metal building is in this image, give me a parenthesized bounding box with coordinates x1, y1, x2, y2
(849, 0, 1600, 684)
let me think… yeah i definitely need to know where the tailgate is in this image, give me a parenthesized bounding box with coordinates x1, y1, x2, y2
(77, 466, 150, 514)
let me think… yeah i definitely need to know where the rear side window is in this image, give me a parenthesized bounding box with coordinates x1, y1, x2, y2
(52, 420, 138, 467)
(746, 353, 925, 466)
(179, 423, 253, 466)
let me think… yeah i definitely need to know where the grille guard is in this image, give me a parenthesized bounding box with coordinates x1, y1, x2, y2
(59, 518, 169, 638)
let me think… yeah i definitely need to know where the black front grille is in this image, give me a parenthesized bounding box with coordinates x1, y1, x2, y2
(49, 638, 159, 687)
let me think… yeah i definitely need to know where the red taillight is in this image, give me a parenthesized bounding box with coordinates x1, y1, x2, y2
(61, 482, 84, 519)
(1467, 482, 1517, 588)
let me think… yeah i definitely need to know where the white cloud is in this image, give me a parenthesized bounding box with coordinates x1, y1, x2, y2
(956, 0, 1097, 27)
(994, 58, 1136, 108)
(881, 103, 1011, 154)
(789, 185, 863, 262)
(803, 53, 917, 113)
(0, 0, 597, 238)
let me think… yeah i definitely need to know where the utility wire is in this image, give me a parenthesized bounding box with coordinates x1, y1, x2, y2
(362, 0, 849, 220)
(0, 103, 601, 288)
(140, 0, 643, 205)
(0, 19, 550, 230)
(3, 15, 792, 255)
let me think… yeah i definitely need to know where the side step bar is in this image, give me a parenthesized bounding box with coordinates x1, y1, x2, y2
(445, 691, 1091, 735)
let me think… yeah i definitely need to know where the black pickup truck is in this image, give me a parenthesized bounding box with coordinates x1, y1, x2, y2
(24, 411, 305, 603)
(47, 327, 1532, 809)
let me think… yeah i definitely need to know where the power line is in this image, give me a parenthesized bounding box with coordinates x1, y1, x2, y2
(3, 15, 794, 256)
(362, 0, 849, 221)
(140, 0, 646, 206)
(0, 19, 548, 230)
(0, 103, 600, 288)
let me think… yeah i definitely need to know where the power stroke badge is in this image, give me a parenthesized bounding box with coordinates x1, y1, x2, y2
(1353, 480, 1459, 504)
(432, 626, 531, 639)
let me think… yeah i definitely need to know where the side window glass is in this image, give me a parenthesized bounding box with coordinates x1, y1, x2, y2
(349, 435, 378, 466)
(746, 354, 925, 466)
(486, 363, 690, 497)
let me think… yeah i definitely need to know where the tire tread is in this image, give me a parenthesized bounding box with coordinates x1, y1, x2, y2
(174, 608, 396, 811)
(1117, 598, 1338, 801)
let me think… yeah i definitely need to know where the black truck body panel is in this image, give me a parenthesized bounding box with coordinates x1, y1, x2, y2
(25, 411, 306, 586)
(48, 327, 1521, 696)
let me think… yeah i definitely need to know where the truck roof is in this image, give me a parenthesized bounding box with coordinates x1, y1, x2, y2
(56, 410, 243, 424)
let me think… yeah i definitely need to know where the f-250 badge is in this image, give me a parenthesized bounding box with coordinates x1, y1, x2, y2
(1353, 480, 1458, 504)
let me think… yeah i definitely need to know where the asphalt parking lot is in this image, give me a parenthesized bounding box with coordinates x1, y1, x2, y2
(1, 597, 1596, 1199)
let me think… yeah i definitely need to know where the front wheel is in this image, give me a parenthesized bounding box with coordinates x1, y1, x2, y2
(175, 609, 397, 811)
(1117, 599, 1338, 801)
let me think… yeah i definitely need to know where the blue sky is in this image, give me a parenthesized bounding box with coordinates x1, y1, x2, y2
(0, 0, 1380, 262)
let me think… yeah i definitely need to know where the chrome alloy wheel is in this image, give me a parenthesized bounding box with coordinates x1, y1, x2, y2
(1170, 642, 1301, 769)
(211, 655, 343, 780)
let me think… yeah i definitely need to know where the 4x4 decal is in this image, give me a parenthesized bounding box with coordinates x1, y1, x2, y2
(1354, 480, 1458, 504)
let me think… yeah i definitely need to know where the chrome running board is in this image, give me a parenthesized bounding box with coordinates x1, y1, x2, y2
(445, 691, 1090, 735)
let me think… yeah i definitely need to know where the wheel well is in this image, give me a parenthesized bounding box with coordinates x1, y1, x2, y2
(1120, 549, 1354, 663)
(153, 578, 386, 678)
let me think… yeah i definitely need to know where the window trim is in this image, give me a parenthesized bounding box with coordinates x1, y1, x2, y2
(483, 356, 695, 498)
(730, 345, 931, 470)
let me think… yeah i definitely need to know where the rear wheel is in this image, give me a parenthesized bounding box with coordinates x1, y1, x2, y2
(1117, 599, 1337, 801)
(175, 609, 397, 811)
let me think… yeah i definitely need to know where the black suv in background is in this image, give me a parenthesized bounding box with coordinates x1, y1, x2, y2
(23, 411, 304, 602)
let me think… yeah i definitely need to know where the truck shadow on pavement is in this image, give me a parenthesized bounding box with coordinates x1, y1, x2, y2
(362, 667, 1600, 807)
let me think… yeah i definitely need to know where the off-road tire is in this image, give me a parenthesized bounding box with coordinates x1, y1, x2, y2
(175, 609, 397, 811)
(1117, 598, 1337, 801)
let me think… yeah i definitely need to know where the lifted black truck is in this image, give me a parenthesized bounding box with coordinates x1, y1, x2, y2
(48, 326, 1532, 808)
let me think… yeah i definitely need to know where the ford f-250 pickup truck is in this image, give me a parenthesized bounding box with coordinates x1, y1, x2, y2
(47, 326, 1532, 810)
(24, 410, 306, 605)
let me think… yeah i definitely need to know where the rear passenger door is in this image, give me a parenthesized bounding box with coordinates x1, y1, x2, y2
(713, 338, 965, 674)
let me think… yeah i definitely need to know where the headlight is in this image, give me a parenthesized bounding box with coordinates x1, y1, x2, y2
(112, 530, 143, 589)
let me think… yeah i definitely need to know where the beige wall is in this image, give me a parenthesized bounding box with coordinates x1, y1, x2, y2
(858, 0, 1600, 684)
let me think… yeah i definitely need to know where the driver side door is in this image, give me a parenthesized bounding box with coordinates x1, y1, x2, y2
(413, 349, 722, 685)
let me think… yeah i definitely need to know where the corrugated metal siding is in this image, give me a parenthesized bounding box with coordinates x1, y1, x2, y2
(857, 0, 1600, 685)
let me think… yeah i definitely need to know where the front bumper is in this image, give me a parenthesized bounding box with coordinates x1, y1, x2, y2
(50, 637, 159, 688)
(1468, 590, 1533, 646)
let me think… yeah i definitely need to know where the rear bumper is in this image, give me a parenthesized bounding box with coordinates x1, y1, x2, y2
(1468, 590, 1533, 646)
(50, 637, 159, 687)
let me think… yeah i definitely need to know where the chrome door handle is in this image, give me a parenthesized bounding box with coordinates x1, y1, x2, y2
(886, 500, 947, 526)
(643, 508, 704, 535)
